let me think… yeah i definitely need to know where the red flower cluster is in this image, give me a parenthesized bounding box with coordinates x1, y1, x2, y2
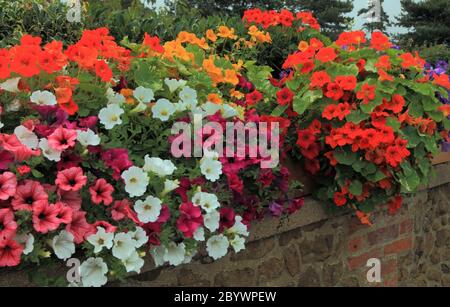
(243, 9, 320, 30)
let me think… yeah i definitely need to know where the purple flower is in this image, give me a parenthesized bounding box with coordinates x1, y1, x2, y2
(269, 202, 283, 217)
(442, 142, 450, 152)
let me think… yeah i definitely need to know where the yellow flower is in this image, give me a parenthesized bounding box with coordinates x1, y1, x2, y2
(232, 59, 244, 72)
(298, 41, 309, 52)
(217, 26, 238, 40)
(230, 89, 244, 99)
(206, 29, 217, 42)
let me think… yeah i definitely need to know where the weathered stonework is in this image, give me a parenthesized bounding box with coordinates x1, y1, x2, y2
(1, 162, 450, 287)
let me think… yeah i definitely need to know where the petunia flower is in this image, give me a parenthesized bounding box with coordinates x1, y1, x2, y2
(52, 230, 76, 260)
(0, 172, 17, 201)
(89, 178, 114, 206)
(134, 195, 162, 223)
(206, 234, 229, 260)
(47, 127, 77, 151)
(55, 167, 87, 192)
(80, 257, 108, 287)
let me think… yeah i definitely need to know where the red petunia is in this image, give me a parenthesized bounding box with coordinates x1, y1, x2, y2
(310, 71, 331, 88)
(296, 129, 316, 149)
(143, 33, 164, 54)
(245, 89, 263, 105)
(0, 239, 23, 267)
(315, 47, 337, 63)
(89, 178, 114, 206)
(32, 201, 60, 234)
(176, 202, 203, 238)
(333, 191, 347, 207)
(276, 87, 294, 106)
(0, 172, 17, 201)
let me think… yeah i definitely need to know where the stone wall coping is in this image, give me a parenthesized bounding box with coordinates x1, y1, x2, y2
(248, 161, 450, 243)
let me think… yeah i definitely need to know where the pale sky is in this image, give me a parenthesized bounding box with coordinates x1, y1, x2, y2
(145, 0, 409, 35)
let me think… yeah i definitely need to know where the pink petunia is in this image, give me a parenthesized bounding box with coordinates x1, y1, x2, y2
(47, 127, 77, 151)
(89, 178, 114, 205)
(0, 239, 23, 267)
(32, 202, 60, 234)
(55, 167, 87, 192)
(57, 189, 82, 211)
(0, 172, 17, 201)
(65, 210, 95, 244)
(54, 202, 73, 224)
(176, 202, 203, 238)
(0, 209, 17, 244)
(11, 180, 48, 211)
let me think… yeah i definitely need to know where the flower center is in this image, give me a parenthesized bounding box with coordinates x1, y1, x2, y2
(130, 177, 137, 184)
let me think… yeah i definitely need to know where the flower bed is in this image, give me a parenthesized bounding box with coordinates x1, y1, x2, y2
(0, 8, 449, 287)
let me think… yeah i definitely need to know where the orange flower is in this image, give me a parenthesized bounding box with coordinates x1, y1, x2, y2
(370, 31, 392, 51)
(207, 93, 222, 104)
(143, 33, 164, 54)
(298, 41, 309, 52)
(217, 26, 238, 40)
(206, 29, 217, 42)
(224, 69, 239, 85)
(55, 87, 72, 105)
(433, 73, 450, 90)
(315, 47, 337, 63)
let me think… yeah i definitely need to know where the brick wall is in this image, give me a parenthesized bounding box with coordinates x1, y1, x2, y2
(1, 163, 449, 287)
(118, 164, 450, 287)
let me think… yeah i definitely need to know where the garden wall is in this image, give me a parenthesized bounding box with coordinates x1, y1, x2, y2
(1, 162, 449, 287)
(120, 162, 450, 287)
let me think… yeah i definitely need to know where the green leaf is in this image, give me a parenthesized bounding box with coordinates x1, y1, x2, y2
(293, 90, 323, 115)
(346, 110, 370, 124)
(386, 117, 401, 132)
(334, 149, 358, 166)
(349, 180, 363, 196)
(271, 105, 288, 117)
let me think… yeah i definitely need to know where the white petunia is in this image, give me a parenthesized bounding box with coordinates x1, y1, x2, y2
(200, 158, 222, 182)
(192, 192, 220, 213)
(122, 251, 145, 273)
(164, 78, 187, 93)
(206, 234, 229, 260)
(203, 210, 220, 232)
(86, 227, 114, 254)
(162, 179, 179, 195)
(30, 90, 57, 106)
(133, 86, 154, 103)
(202, 101, 222, 116)
(227, 216, 249, 237)
(112, 232, 136, 260)
(121, 166, 149, 197)
(80, 257, 108, 287)
(193, 227, 205, 242)
(107, 91, 126, 105)
(163, 242, 186, 266)
(0, 120, 3, 130)
(52, 230, 76, 260)
(130, 226, 148, 248)
(0, 77, 20, 93)
(143, 155, 177, 177)
(99, 104, 124, 129)
(14, 126, 39, 149)
(183, 248, 197, 264)
(77, 129, 100, 147)
(134, 195, 162, 223)
(15, 233, 34, 255)
(222, 104, 239, 118)
(150, 245, 166, 267)
(179, 86, 197, 107)
(39, 138, 62, 162)
(230, 236, 246, 253)
(152, 98, 176, 122)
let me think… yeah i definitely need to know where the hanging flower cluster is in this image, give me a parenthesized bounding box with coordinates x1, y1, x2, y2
(0, 23, 302, 287)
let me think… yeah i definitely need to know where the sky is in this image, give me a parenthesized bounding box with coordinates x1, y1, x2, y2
(349, 0, 408, 34)
(144, 0, 409, 35)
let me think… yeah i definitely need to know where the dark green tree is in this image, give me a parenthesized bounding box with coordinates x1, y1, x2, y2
(396, 0, 449, 46)
(357, 0, 392, 33)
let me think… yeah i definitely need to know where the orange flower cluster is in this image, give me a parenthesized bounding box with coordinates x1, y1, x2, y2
(242, 8, 320, 30)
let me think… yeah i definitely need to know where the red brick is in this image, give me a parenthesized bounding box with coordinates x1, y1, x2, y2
(399, 219, 413, 235)
(348, 248, 382, 271)
(348, 236, 365, 254)
(381, 258, 397, 277)
(367, 224, 399, 245)
(384, 237, 413, 255)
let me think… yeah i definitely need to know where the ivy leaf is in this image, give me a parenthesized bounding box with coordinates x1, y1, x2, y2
(346, 110, 370, 124)
(333, 149, 358, 166)
(349, 180, 363, 196)
(293, 90, 323, 115)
